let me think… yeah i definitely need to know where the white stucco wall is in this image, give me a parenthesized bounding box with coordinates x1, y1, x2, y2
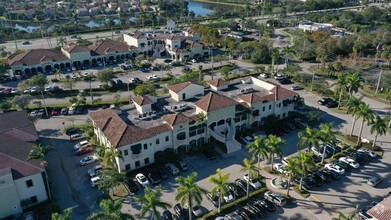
(0, 172, 22, 219)
(170, 84, 204, 102)
(15, 173, 48, 206)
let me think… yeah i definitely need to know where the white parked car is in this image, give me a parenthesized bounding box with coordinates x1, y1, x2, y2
(243, 174, 262, 189)
(80, 155, 99, 166)
(90, 176, 100, 187)
(260, 73, 269, 78)
(325, 163, 345, 175)
(339, 157, 360, 168)
(223, 191, 234, 203)
(73, 140, 89, 150)
(70, 133, 86, 141)
(191, 59, 197, 63)
(68, 106, 76, 115)
(192, 205, 203, 217)
(135, 173, 150, 187)
(129, 78, 137, 84)
(357, 149, 377, 158)
(273, 163, 289, 176)
(30, 110, 39, 117)
(264, 191, 287, 207)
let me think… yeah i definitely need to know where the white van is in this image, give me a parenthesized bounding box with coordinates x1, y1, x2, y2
(90, 176, 101, 187)
(74, 140, 89, 150)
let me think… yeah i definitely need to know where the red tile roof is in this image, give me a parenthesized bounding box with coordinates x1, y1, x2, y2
(89, 39, 132, 55)
(89, 109, 172, 147)
(270, 85, 298, 100)
(8, 49, 69, 66)
(162, 113, 192, 126)
(0, 111, 43, 180)
(132, 95, 153, 106)
(184, 39, 203, 47)
(195, 92, 238, 112)
(367, 195, 391, 220)
(207, 79, 229, 87)
(238, 93, 264, 103)
(168, 81, 192, 93)
(63, 44, 91, 53)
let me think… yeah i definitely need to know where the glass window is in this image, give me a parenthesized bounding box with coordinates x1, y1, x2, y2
(262, 106, 265, 112)
(124, 149, 128, 156)
(26, 179, 33, 187)
(30, 196, 38, 203)
(145, 158, 150, 165)
(156, 139, 160, 144)
(125, 164, 131, 171)
(165, 136, 169, 142)
(144, 144, 147, 150)
(135, 161, 140, 167)
(177, 132, 186, 140)
(131, 144, 142, 154)
(269, 105, 271, 110)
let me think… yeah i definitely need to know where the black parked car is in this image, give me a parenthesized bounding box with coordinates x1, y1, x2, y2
(314, 170, 332, 183)
(147, 171, 161, 185)
(173, 204, 189, 220)
(354, 151, 371, 162)
(256, 199, 276, 212)
(159, 167, 169, 179)
(247, 202, 267, 218)
(318, 98, 333, 105)
(124, 178, 139, 193)
(206, 192, 220, 208)
(162, 210, 173, 220)
(116, 79, 123, 86)
(307, 173, 323, 186)
(332, 161, 353, 172)
(235, 179, 253, 194)
(325, 99, 338, 108)
(228, 183, 245, 199)
(76, 107, 83, 115)
(65, 128, 83, 136)
(203, 149, 217, 160)
(280, 78, 292, 85)
(109, 79, 117, 87)
(323, 169, 341, 180)
(294, 177, 314, 190)
(237, 207, 253, 220)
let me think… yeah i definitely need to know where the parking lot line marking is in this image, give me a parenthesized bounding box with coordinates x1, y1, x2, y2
(311, 195, 322, 203)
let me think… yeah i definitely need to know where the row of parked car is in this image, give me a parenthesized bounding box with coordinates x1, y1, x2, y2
(218, 191, 286, 220)
(264, 118, 307, 137)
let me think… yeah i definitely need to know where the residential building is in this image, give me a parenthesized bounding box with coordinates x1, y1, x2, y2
(0, 111, 49, 219)
(89, 77, 298, 172)
(298, 21, 333, 32)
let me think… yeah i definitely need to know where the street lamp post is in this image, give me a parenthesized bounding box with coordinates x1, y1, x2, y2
(127, 83, 131, 104)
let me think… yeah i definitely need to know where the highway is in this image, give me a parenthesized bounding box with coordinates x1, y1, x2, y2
(1, 3, 388, 53)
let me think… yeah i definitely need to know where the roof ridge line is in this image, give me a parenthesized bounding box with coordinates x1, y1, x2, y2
(0, 152, 44, 171)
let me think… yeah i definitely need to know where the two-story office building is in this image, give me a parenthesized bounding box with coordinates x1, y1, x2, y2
(89, 77, 298, 172)
(0, 111, 49, 219)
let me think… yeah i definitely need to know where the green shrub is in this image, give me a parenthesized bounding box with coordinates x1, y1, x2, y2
(51, 78, 59, 83)
(293, 185, 310, 198)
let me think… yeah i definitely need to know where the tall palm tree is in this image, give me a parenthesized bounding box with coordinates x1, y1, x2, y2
(385, 87, 391, 127)
(137, 186, 171, 220)
(240, 158, 258, 198)
(88, 199, 133, 220)
(319, 123, 338, 164)
(297, 151, 316, 190)
(334, 74, 347, 109)
(98, 169, 127, 196)
(246, 136, 269, 177)
(27, 144, 51, 167)
(51, 208, 72, 220)
(370, 115, 388, 148)
(298, 127, 319, 152)
(175, 172, 207, 220)
(284, 157, 300, 196)
(345, 96, 364, 136)
(346, 72, 364, 95)
(104, 146, 123, 170)
(356, 103, 374, 145)
(208, 169, 230, 213)
(266, 135, 286, 168)
(281, 46, 296, 67)
(58, 35, 67, 47)
(271, 48, 280, 74)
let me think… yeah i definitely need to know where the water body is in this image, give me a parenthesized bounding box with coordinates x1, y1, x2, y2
(12, 0, 220, 32)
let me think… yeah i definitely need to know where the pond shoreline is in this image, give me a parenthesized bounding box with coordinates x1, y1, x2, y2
(191, 0, 245, 7)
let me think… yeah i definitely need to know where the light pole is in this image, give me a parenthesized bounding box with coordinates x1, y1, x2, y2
(127, 83, 131, 104)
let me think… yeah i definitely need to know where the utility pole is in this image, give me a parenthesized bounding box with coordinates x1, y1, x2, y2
(7, 12, 18, 50)
(375, 69, 383, 94)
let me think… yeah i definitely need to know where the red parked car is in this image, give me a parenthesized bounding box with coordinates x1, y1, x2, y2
(51, 108, 60, 116)
(76, 145, 94, 156)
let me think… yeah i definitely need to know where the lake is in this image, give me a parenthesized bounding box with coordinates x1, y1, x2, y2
(12, 0, 222, 32)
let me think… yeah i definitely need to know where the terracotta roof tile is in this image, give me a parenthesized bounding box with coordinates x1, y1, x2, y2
(89, 39, 132, 55)
(8, 49, 69, 66)
(238, 93, 264, 103)
(132, 95, 153, 106)
(162, 113, 192, 126)
(367, 195, 391, 220)
(207, 78, 229, 87)
(270, 85, 298, 100)
(195, 92, 238, 112)
(168, 81, 192, 93)
(0, 154, 43, 180)
(63, 44, 91, 53)
(117, 123, 172, 146)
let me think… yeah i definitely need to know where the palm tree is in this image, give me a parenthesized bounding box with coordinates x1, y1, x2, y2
(104, 146, 123, 170)
(334, 74, 347, 109)
(331, 211, 356, 220)
(55, 68, 62, 80)
(385, 87, 391, 127)
(27, 144, 51, 167)
(281, 46, 296, 67)
(266, 135, 286, 168)
(137, 186, 171, 220)
(345, 96, 364, 136)
(208, 169, 230, 213)
(319, 123, 338, 164)
(98, 169, 127, 196)
(240, 158, 258, 198)
(346, 72, 364, 95)
(284, 157, 300, 196)
(246, 136, 269, 177)
(271, 48, 280, 74)
(298, 127, 319, 152)
(370, 115, 388, 148)
(58, 36, 67, 47)
(88, 199, 133, 220)
(52, 208, 72, 220)
(297, 151, 316, 190)
(175, 172, 207, 220)
(356, 103, 374, 145)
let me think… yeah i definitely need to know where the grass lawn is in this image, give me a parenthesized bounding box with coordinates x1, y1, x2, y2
(109, 183, 129, 200)
(359, 86, 389, 104)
